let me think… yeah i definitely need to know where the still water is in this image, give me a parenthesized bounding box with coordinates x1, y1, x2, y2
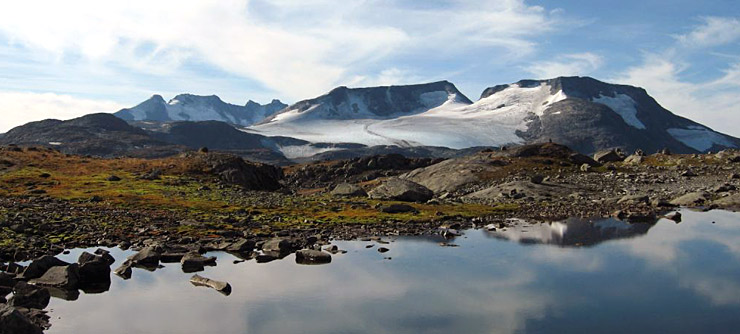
(46, 210, 740, 334)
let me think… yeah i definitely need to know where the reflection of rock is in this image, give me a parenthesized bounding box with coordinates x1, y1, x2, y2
(8, 282, 49, 309)
(0, 304, 43, 334)
(485, 217, 655, 247)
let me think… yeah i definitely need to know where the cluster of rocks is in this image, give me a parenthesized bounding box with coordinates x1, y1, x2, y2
(0, 249, 114, 333)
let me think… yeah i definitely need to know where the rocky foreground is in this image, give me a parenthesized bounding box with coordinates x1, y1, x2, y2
(1, 142, 740, 332)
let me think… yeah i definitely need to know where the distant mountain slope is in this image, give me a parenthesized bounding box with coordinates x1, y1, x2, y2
(0, 113, 183, 157)
(248, 77, 740, 154)
(115, 94, 287, 126)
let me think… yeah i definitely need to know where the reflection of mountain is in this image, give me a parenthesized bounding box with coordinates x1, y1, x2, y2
(485, 217, 656, 247)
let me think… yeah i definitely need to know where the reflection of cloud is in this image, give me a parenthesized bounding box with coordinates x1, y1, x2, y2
(624, 210, 740, 306)
(44, 211, 740, 333)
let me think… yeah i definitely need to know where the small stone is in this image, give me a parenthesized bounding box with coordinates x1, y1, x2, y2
(378, 247, 390, 253)
(106, 175, 121, 182)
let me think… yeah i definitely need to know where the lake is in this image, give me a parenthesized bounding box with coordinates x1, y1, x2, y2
(43, 209, 740, 334)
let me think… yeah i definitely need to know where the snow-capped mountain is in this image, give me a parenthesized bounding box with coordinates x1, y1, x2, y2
(115, 94, 287, 126)
(247, 77, 740, 154)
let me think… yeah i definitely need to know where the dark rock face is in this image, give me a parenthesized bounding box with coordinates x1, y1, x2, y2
(20, 256, 70, 280)
(368, 178, 434, 202)
(264, 81, 472, 123)
(379, 204, 418, 214)
(0, 304, 43, 334)
(8, 282, 50, 309)
(77, 252, 112, 283)
(506, 77, 740, 154)
(188, 152, 283, 191)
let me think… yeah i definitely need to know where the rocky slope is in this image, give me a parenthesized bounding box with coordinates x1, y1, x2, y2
(115, 94, 287, 126)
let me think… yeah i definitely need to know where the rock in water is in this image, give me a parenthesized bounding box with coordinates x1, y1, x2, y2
(29, 264, 80, 290)
(77, 252, 112, 283)
(113, 261, 133, 280)
(190, 274, 231, 296)
(368, 178, 433, 202)
(8, 282, 50, 309)
(180, 252, 217, 273)
(127, 246, 161, 267)
(0, 304, 43, 334)
(20, 256, 70, 280)
(295, 249, 332, 265)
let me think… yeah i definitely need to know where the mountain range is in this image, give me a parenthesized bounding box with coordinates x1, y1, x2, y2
(2, 76, 738, 162)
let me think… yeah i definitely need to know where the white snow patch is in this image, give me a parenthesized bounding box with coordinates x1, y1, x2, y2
(248, 83, 569, 154)
(667, 127, 735, 152)
(592, 94, 646, 129)
(48, 142, 62, 146)
(277, 145, 343, 160)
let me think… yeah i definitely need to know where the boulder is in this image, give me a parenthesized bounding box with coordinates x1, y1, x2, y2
(8, 282, 49, 309)
(295, 249, 332, 265)
(594, 149, 625, 163)
(94, 248, 116, 265)
(190, 274, 231, 296)
(368, 178, 433, 202)
(127, 246, 161, 266)
(225, 239, 256, 253)
(261, 238, 294, 255)
(20, 256, 69, 280)
(77, 252, 111, 283)
(670, 192, 709, 207)
(0, 304, 43, 334)
(0, 273, 15, 292)
(713, 193, 740, 209)
(113, 261, 133, 280)
(330, 183, 367, 197)
(29, 264, 79, 290)
(623, 155, 644, 165)
(180, 252, 217, 273)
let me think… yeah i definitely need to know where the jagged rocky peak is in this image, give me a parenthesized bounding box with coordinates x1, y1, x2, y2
(114, 94, 287, 126)
(266, 80, 472, 122)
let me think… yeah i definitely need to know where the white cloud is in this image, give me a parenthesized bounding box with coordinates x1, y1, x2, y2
(676, 17, 740, 49)
(525, 52, 603, 79)
(0, 91, 124, 133)
(0, 0, 557, 101)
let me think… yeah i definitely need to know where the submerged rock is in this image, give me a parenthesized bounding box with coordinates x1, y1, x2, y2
(190, 274, 231, 296)
(295, 249, 332, 265)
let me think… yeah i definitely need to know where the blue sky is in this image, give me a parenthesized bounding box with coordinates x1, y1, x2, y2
(0, 0, 739, 135)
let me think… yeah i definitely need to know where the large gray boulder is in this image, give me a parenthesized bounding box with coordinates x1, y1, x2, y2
(127, 246, 161, 266)
(464, 181, 576, 202)
(368, 178, 433, 202)
(594, 149, 625, 163)
(330, 183, 367, 197)
(19, 256, 69, 280)
(0, 304, 43, 334)
(261, 238, 295, 256)
(670, 192, 709, 207)
(29, 264, 80, 290)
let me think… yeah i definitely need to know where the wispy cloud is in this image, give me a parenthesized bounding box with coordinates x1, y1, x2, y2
(676, 17, 740, 49)
(525, 52, 604, 79)
(0, 0, 558, 100)
(615, 16, 740, 136)
(0, 91, 123, 132)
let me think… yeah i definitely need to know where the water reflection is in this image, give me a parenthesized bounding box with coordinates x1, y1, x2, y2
(484, 217, 655, 247)
(42, 210, 740, 334)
